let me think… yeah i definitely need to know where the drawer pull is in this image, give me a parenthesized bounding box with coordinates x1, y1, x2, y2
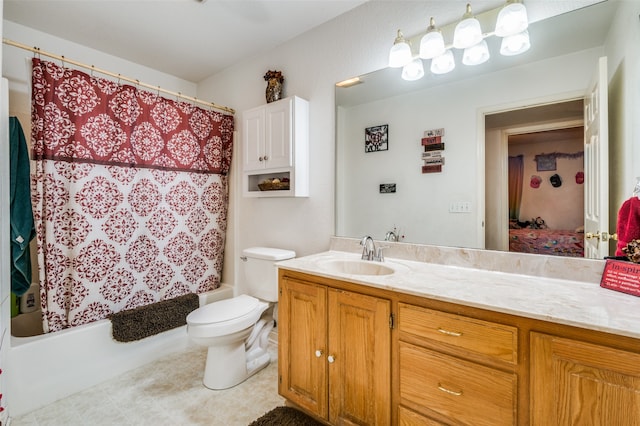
(437, 328, 462, 337)
(438, 383, 463, 396)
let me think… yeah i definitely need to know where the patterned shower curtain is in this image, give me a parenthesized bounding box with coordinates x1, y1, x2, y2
(30, 58, 234, 333)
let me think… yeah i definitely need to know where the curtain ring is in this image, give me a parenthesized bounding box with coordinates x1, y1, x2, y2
(90, 65, 95, 77)
(157, 86, 161, 97)
(117, 73, 121, 86)
(61, 55, 66, 69)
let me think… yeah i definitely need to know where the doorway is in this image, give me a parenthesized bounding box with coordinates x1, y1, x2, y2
(485, 99, 585, 255)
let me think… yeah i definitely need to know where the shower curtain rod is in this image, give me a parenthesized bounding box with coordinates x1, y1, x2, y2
(2, 38, 236, 115)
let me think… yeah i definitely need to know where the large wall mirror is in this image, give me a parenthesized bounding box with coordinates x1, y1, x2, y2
(335, 1, 624, 259)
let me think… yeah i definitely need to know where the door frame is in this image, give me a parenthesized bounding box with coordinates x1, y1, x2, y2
(496, 119, 585, 250)
(477, 90, 585, 251)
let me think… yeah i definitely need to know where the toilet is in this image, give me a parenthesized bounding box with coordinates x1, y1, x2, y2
(186, 247, 295, 390)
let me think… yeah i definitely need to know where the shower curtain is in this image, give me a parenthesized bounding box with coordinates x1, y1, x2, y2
(30, 58, 234, 333)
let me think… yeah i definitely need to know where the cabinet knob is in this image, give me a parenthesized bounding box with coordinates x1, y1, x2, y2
(315, 349, 323, 358)
(259, 156, 264, 162)
(263, 155, 268, 161)
(327, 355, 336, 363)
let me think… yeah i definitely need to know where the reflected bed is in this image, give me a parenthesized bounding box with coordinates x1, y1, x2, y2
(509, 229, 584, 257)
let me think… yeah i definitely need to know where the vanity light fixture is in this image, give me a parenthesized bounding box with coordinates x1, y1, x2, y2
(453, 4, 483, 49)
(388, 30, 413, 68)
(389, 1, 531, 81)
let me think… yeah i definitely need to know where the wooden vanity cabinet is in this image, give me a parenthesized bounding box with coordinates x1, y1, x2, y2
(397, 302, 519, 426)
(531, 332, 640, 426)
(277, 267, 640, 426)
(278, 271, 392, 425)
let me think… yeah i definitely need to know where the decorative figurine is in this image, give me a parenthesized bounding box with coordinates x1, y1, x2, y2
(264, 70, 284, 103)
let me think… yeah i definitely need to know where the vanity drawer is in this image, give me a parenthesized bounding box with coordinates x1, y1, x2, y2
(398, 406, 446, 425)
(399, 342, 517, 426)
(398, 303, 518, 364)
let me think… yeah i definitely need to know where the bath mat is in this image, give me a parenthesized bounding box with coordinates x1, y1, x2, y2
(110, 293, 199, 342)
(248, 406, 324, 426)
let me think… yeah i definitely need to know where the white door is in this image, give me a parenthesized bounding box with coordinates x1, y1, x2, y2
(584, 56, 610, 259)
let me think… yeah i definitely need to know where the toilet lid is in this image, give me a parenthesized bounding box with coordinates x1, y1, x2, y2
(187, 294, 262, 325)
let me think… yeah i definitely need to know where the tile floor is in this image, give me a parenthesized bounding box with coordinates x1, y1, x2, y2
(10, 333, 284, 426)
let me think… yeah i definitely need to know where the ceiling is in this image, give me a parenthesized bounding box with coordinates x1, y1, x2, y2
(3, 0, 368, 82)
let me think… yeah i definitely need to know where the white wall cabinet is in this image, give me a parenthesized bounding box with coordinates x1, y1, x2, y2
(242, 96, 309, 197)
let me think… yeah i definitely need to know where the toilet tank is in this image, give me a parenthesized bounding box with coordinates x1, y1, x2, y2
(242, 247, 295, 302)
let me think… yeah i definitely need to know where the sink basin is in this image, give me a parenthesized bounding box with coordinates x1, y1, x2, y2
(320, 259, 396, 276)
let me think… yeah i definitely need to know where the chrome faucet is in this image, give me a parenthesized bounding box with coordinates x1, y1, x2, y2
(360, 235, 376, 260)
(385, 230, 398, 242)
(360, 235, 386, 261)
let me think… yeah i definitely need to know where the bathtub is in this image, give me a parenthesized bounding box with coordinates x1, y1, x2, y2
(6, 284, 234, 417)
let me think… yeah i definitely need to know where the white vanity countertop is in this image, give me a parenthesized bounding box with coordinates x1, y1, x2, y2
(277, 250, 640, 340)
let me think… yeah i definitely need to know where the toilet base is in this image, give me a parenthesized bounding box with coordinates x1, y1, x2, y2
(201, 320, 274, 390)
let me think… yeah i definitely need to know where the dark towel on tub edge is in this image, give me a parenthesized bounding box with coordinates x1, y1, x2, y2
(110, 293, 199, 342)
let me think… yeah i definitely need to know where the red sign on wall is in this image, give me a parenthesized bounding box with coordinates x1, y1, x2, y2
(600, 259, 640, 297)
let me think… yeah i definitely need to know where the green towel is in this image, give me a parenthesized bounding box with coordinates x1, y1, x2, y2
(10, 117, 36, 296)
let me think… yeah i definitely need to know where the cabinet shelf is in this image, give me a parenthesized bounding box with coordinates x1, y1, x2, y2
(245, 170, 295, 197)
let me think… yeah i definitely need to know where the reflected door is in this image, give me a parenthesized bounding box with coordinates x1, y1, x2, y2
(584, 56, 610, 259)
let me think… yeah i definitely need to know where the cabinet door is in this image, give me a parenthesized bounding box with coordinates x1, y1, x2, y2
(278, 277, 328, 419)
(242, 107, 265, 171)
(264, 98, 292, 169)
(328, 289, 391, 426)
(531, 332, 640, 426)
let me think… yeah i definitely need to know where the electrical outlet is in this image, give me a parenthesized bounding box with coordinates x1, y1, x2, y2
(449, 201, 472, 213)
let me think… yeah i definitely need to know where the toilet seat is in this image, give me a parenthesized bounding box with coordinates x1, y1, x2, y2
(187, 294, 268, 338)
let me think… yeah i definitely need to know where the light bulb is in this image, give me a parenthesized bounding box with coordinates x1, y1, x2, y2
(500, 30, 530, 56)
(453, 4, 483, 49)
(402, 58, 425, 81)
(419, 17, 445, 60)
(430, 50, 455, 75)
(463, 40, 490, 65)
(388, 29, 413, 68)
(495, 1, 529, 37)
